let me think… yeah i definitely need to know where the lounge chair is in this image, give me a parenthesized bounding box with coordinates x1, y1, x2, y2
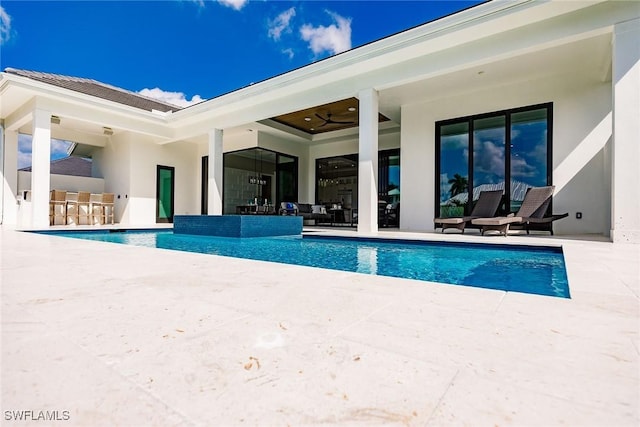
(434, 190, 503, 233)
(471, 185, 563, 236)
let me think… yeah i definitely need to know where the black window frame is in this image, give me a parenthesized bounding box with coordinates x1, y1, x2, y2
(314, 149, 401, 205)
(220, 147, 298, 213)
(435, 102, 553, 218)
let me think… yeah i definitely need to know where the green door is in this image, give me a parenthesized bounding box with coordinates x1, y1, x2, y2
(156, 165, 175, 223)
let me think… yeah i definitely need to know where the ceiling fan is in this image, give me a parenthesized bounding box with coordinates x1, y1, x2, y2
(315, 112, 355, 127)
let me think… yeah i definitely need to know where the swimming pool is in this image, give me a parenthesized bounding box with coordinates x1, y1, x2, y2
(45, 230, 570, 298)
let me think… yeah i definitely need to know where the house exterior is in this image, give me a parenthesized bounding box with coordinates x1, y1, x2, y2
(1, 0, 638, 242)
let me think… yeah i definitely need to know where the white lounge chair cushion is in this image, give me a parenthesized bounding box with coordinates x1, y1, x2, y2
(471, 216, 523, 226)
(434, 217, 466, 225)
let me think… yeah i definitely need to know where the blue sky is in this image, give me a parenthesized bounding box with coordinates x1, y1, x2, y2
(1, 0, 482, 166)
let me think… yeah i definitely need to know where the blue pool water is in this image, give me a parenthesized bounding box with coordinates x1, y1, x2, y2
(45, 230, 570, 298)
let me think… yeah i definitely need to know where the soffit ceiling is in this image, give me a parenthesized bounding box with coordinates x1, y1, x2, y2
(377, 33, 613, 117)
(256, 33, 611, 142)
(271, 98, 389, 135)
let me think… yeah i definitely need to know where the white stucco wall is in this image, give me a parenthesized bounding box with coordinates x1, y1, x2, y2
(93, 132, 199, 225)
(17, 171, 104, 195)
(400, 70, 612, 236)
(128, 137, 199, 225)
(92, 132, 132, 224)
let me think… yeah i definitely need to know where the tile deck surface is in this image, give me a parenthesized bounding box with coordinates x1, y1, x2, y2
(1, 226, 638, 426)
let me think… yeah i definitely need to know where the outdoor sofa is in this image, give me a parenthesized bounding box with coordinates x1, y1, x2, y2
(279, 202, 332, 225)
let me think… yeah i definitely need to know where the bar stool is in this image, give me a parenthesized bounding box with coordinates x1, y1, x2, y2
(49, 190, 67, 225)
(67, 191, 91, 225)
(93, 193, 115, 225)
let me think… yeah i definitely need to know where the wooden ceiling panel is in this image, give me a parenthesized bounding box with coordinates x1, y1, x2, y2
(271, 97, 389, 135)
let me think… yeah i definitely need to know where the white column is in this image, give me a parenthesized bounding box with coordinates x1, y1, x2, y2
(1, 128, 19, 226)
(207, 129, 223, 215)
(31, 109, 52, 227)
(611, 19, 640, 243)
(357, 88, 379, 233)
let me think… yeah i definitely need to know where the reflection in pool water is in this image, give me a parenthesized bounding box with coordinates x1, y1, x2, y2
(46, 230, 570, 298)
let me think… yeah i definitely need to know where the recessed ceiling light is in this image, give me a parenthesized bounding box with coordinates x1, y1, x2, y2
(348, 107, 356, 112)
(310, 128, 315, 131)
(304, 117, 311, 121)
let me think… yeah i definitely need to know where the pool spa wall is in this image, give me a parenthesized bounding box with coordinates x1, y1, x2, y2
(173, 215, 303, 237)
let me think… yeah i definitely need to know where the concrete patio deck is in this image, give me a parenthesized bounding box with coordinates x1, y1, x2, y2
(1, 226, 638, 426)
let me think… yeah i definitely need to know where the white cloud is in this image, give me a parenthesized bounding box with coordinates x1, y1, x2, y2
(18, 134, 31, 169)
(282, 48, 295, 60)
(268, 7, 296, 41)
(51, 139, 72, 157)
(189, 0, 246, 11)
(474, 140, 505, 181)
(300, 11, 352, 56)
(0, 6, 12, 45)
(138, 88, 205, 108)
(217, 0, 247, 11)
(511, 156, 538, 179)
(441, 134, 468, 150)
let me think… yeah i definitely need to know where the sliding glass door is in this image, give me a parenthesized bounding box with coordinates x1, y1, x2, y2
(220, 148, 298, 214)
(435, 103, 552, 218)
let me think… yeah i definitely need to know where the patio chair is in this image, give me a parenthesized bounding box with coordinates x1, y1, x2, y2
(434, 190, 503, 233)
(49, 190, 67, 225)
(380, 202, 400, 227)
(66, 191, 91, 225)
(471, 185, 557, 236)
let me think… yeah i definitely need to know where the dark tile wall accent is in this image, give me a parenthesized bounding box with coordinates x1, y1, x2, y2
(174, 215, 303, 237)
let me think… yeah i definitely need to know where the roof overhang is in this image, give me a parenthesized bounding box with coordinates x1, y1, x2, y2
(165, 0, 619, 141)
(0, 72, 175, 143)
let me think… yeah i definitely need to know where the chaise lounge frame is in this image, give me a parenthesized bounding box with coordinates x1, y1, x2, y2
(472, 186, 566, 236)
(434, 190, 503, 233)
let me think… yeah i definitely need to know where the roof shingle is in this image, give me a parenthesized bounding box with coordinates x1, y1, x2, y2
(20, 156, 93, 177)
(4, 67, 181, 113)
